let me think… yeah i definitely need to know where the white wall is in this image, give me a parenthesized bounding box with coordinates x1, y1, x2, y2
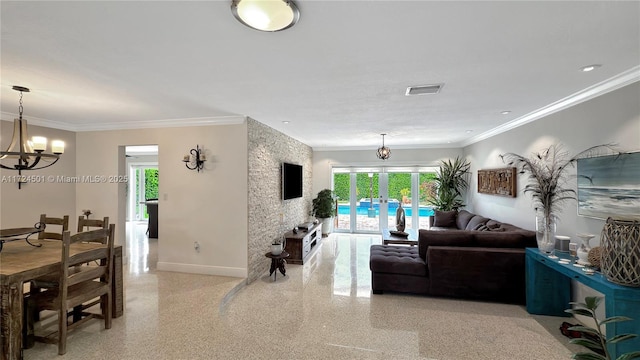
(463, 82, 640, 242)
(312, 148, 463, 193)
(464, 82, 639, 320)
(76, 122, 248, 278)
(0, 121, 77, 229)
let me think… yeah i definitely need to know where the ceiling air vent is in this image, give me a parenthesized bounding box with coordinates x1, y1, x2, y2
(405, 83, 444, 96)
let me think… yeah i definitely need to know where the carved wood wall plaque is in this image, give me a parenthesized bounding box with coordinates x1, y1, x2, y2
(477, 167, 517, 197)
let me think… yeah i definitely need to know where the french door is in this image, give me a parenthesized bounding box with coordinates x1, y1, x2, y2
(333, 167, 437, 233)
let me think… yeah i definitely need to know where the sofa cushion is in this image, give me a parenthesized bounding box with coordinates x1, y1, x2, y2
(473, 231, 536, 248)
(418, 230, 475, 260)
(369, 245, 427, 276)
(465, 215, 490, 231)
(433, 210, 457, 228)
(456, 210, 476, 230)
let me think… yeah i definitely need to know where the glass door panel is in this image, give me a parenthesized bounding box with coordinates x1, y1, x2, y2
(387, 172, 412, 230)
(355, 172, 380, 232)
(333, 171, 351, 231)
(418, 171, 437, 229)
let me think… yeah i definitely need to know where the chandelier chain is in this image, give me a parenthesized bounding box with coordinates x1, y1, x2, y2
(18, 91, 24, 118)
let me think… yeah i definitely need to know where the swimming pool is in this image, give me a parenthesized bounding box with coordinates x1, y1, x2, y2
(337, 204, 434, 217)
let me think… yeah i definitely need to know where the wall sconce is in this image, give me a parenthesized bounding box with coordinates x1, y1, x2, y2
(182, 145, 206, 172)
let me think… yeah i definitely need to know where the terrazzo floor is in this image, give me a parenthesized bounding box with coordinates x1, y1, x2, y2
(23, 226, 578, 359)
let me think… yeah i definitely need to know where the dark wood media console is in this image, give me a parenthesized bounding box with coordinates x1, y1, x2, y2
(283, 223, 322, 265)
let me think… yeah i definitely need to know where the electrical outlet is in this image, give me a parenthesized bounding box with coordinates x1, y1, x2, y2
(279, 212, 284, 223)
(194, 241, 200, 253)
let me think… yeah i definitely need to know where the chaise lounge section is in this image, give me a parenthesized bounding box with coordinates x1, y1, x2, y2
(369, 210, 537, 304)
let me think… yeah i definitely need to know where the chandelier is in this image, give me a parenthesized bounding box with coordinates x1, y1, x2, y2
(376, 133, 391, 160)
(0, 86, 64, 181)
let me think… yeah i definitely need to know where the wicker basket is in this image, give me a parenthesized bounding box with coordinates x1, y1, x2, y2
(600, 217, 640, 287)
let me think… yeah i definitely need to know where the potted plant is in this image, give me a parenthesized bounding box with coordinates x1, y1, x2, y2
(311, 189, 337, 236)
(271, 236, 285, 255)
(565, 296, 639, 360)
(500, 144, 618, 253)
(427, 156, 471, 211)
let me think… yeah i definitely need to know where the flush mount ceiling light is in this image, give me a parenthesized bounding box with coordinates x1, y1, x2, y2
(0, 86, 65, 189)
(376, 134, 391, 160)
(231, 0, 300, 32)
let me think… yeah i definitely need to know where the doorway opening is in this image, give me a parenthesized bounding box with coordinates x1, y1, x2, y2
(125, 145, 159, 275)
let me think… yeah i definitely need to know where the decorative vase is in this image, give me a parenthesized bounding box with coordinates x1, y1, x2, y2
(396, 202, 406, 232)
(576, 233, 594, 266)
(600, 218, 640, 287)
(536, 211, 557, 254)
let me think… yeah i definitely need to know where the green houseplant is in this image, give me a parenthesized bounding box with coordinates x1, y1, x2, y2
(565, 296, 640, 360)
(312, 189, 337, 236)
(427, 156, 471, 211)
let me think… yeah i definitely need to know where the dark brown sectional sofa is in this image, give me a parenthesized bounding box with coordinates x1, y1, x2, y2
(369, 210, 537, 304)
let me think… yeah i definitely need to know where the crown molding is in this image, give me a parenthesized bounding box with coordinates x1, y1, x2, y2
(460, 65, 640, 147)
(0, 112, 78, 131)
(0, 113, 246, 132)
(73, 115, 246, 131)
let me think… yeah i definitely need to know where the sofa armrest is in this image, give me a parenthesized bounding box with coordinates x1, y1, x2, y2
(427, 246, 526, 304)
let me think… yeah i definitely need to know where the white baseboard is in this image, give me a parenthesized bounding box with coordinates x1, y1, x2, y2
(157, 262, 247, 278)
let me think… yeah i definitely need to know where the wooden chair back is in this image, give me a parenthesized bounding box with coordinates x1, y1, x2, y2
(31, 224, 115, 355)
(37, 214, 70, 240)
(77, 216, 109, 243)
(77, 216, 109, 232)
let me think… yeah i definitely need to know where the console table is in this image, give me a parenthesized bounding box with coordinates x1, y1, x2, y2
(525, 248, 640, 358)
(283, 223, 322, 265)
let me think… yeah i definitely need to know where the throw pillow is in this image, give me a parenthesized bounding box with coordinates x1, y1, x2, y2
(486, 220, 501, 229)
(433, 210, 457, 228)
(465, 215, 490, 231)
(475, 224, 490, 231)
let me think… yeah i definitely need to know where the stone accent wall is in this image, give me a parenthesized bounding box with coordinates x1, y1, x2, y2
(247, 118, 313, 283)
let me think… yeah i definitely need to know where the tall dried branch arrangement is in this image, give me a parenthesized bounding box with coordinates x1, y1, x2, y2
(500, 144, 621, 219)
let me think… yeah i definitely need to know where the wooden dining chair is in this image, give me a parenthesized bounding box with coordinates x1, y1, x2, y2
(74, 216, 110, 318)
(37, 214, 70, 241)
(28, 224, 115, 355)
(31, 215, 70, 293)
(77, 216, 109, 238)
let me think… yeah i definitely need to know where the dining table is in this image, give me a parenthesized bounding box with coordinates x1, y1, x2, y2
(0, 238, 123, 360)
(0, 225, 44, 252)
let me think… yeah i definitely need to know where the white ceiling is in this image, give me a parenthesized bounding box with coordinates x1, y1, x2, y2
(1, 1, 639, 151)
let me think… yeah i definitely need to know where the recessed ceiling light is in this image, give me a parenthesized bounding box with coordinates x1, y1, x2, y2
(282, 121, 290, 124)
(580, 64, 602, 72)
(500, 110, 511, 115)
(465, 130, 473, 134)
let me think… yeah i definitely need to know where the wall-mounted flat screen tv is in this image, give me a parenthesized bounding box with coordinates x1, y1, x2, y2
(282, 162, 303, 200)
